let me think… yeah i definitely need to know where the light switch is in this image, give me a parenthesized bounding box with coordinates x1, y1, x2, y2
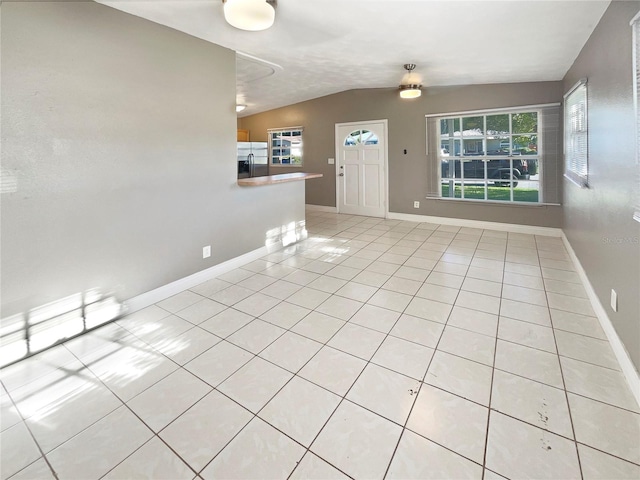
(328, 158, 335, 165)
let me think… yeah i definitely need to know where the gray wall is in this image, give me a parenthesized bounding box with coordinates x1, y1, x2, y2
(1, 1, 305, 318)
(240, 82, 564, 227)
(562, 1, 640, 370)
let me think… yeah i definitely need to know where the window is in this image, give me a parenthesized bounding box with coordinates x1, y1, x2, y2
(344, 129, 379, 146)
(268, 127, 303, 167)
(438, 110, 541, 203)
(563, 79, 589, 188)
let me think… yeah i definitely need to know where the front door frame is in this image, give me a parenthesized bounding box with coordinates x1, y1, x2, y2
(334, 119, 389, 218)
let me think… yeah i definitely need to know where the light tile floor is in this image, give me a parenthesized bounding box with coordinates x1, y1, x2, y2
(2, 210, 639, 479)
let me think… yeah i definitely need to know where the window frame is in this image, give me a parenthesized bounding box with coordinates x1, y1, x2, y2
(563, 78, 589, 188)
(437, 109, 542, 205)
(632, 12, 640, 222)
(268, 126, 304, 168)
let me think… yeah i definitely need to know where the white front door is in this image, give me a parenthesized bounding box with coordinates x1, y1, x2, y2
(335, 120, 387, 217)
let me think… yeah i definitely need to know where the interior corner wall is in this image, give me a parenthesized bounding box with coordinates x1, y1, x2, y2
(239, 82, 564, 228)
(1, 1, 304, 318)
(562, 1, 640, 371)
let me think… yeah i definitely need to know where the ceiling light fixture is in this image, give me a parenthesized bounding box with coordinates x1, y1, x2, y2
(223, 0, 276, 31)
(236, 104, 247, 112)
(399, 64, 422, 99)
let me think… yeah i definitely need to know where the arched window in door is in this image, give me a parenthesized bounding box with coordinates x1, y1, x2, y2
(344, 129, 379, 146)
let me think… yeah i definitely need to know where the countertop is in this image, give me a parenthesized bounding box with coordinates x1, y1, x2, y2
(237, 172, 323, 186)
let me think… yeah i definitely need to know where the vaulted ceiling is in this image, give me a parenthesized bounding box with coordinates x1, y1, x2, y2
(98, 0, 610, 117)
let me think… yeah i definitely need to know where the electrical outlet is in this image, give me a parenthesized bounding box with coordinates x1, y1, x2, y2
(413, 201, 420, 208)
(611, 289, 618, 312)
(203, 245, 211, 259)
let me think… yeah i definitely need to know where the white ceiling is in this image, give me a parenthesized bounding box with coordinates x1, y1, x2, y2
(98, 0, 610, 117)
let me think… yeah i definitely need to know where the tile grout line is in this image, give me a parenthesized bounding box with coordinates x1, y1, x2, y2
(480, 228, 505, 480)
(2, 385, 60, 480)
(63, 296, 317, 480)
(278, 217, 428, 478)
(300, 222, 520, 476)
(248, 221, 584, 476)
(187, 223, 387, 478)
(57, 342, 204, 480)
(381, 227, 470, 479)
(1, 215, 420, 476)
(276, 225, 636, 472)
(277, 216, 439, 478)
(4, 213, 630, 480)
(282, 218, 427, 478)
(536, 233, 585, 480)
(13, 346, 193, 480)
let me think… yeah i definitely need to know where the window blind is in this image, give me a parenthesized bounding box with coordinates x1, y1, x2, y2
(632, 13, 640, 222)
(563, 79, 588, 188)
(425, 117, 440, 198)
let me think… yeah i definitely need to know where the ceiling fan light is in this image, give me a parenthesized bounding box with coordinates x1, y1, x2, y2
(399, 63, 422, 99)
(399, 85, 422, 99)
(223, 0, 275, 31)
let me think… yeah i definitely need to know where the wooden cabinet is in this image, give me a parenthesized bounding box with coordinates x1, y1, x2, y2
(237, 129, 250, 142)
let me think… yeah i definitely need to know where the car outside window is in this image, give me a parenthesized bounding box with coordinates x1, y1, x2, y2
(439, 111, 540, 203)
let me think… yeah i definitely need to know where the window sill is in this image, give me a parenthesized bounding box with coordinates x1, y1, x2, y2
(427, 196, 560, 208)
(564, 173, 589, 188)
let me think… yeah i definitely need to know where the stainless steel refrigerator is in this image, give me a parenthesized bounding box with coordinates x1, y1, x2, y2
(237, 142, 268, 178)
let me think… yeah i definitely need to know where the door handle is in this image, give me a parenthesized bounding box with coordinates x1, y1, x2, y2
(339, 173, 344, 176)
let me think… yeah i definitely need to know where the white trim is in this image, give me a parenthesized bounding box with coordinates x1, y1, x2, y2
(124, 245, 270, 314)
(267, 126, 304, 132)
(431, 197, 561, 208)
(333, 119, 388, 128)
(561, 233, 640, 408)
(632, 10, 640, 26)
(425, 120, 429, 157)
(563, 78, 588, 100)
(386, 211, 562, 237)
(305, 204, 337, 213)
(424, 102, 560, 118)
(564, 172, 589, 189)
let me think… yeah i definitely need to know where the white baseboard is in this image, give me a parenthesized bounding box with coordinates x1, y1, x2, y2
(120, 209, 639, 409)
(561, 233, 640, 408)
(124, 245, 270, 314)
(387, 211, 563, 237)
(305, 204, 338, 213)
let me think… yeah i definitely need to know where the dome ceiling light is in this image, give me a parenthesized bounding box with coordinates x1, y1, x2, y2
(399, 64, 422, 99)
(223, 0, 276, 32)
